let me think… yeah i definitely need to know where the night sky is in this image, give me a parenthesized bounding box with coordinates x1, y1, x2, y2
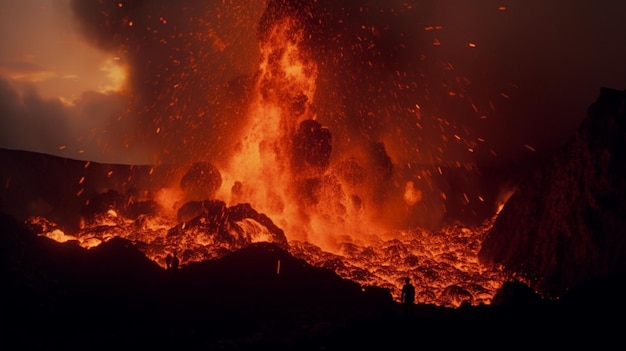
(1, 0, 625, 170)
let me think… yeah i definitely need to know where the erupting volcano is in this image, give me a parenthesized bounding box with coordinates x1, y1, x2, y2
(24, 4, 506, 307)
(0, 0, 519, 308)
(2, 1, 626, 331)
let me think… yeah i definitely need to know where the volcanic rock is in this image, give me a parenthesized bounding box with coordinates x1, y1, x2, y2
(1, 212, 395, 348)
(2, 210, 622, 349)
(479, 87, 626, 297)
(173, 199, 288, 248)
(176, 241, 372, 309)
(180, 161, 222, 201)
(491, 280, 544, 307)
(81, 189, 160, 223)
(0, 148, 175, 233)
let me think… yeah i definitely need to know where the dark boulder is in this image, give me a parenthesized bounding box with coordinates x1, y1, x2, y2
(491, 280, 544, 307)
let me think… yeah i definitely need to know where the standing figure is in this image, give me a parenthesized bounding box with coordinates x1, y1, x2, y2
(401, 277, 415, 314)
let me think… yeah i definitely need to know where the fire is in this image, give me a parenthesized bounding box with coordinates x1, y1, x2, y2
(155, 187, 184, 217)
(29, 11, 509, 308)
(403, 181, 422, 205)
(218, 15, 378, 251)
(43, 229, 77, 243)
(99, 57, 128, 93)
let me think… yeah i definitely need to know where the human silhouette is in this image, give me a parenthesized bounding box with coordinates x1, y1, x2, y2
(171, 251, 180, 270)
(401, 277, 415, 314)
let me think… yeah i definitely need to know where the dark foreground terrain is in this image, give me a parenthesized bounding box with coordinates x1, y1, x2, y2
(1, 212, 624, 350)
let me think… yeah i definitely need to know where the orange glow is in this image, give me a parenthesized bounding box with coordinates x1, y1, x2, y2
(219, 16, 331, 245)
(33, 14, 508, 308)
(99, 58, 128, 93)
(403, 181, 422, 205)
(155, 187, 184, 217)
(40, 229, 77, 243)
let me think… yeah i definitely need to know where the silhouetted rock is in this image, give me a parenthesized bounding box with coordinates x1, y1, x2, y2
(88, 236, 162, 280)
(0, 148, 175, 233)
(1, 209, 622, 349)
(479, 87, 626, 297)
(177, 242, 369, 306)
(491, 280, 544, 307)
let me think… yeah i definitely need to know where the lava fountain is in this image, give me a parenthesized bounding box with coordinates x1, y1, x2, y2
(31, 2, 512, 307)
(218, 15, 388, 251)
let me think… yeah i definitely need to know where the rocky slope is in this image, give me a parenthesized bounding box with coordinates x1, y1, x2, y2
(2, 211, 624, 349)
(479, 87, 626, 297)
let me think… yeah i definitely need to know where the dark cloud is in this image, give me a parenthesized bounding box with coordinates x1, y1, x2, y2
(69, 0, 266, 166)
(16, 0, 616, 231)
(258, 0, 626, 170)
(0, 78, 68, 154)
(244, 0, 626, 230)
(64, 0, 626, 170)
(0, 77, 146, 164)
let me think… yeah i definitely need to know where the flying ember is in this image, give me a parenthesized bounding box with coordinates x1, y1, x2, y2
(32, 2, 510, 308)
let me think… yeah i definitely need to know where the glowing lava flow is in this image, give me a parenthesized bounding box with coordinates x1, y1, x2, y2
(32, 15, 508, 308)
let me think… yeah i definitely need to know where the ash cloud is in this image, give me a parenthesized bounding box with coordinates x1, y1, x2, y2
(0, 78, 68, 154)
(66, 0, 626, 170)
(56, 0, 626, 230)
(69, 0, 266, 166)
(251, 0, 626, 230)
(262, 0, 626, 170)
(0, 77, 146, 164)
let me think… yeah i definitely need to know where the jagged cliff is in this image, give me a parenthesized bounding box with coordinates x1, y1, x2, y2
(479, 88, 626, 297)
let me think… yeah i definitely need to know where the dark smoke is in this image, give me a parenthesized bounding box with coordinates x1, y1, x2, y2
(259, 0, 626, 171)
(62, 0, 626, 229)
(69, 0, 266, 166)
(0, 77, 142, 164)
(67, 0, 626, 170)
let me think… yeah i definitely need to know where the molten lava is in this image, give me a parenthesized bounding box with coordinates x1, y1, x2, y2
(32, 10, 508, 308)
(218, 16, 322, 241)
